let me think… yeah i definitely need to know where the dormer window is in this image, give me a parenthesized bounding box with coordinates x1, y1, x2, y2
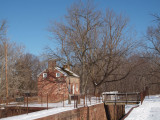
(56, 73, 60, 77)
(43, 73, 47, 78)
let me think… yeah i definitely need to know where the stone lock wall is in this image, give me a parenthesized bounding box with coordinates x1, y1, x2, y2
(88, 104, 107, 120)
(36, 103, 107, 120)
(104, 105, 125, 120)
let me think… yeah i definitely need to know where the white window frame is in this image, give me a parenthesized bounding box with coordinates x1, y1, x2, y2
(56, 73, 60, 77)
(43, 73, 47, 78)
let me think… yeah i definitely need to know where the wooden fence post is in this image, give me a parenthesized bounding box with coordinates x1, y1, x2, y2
(140, 92, 143, 104)
(137, 93, 139, 104)
(84, 95, 85, 107)
(76, 99, 78, 108)
(96, 95, 97, 103)
(41, 93, 43, 107)
(47, 93, 48, 110)
(74, 94, 75, 108)
(24, 95, 25, 107)
(86, 94, 87, 106)
(126, 93, 128, 104)
(63, 94, 64, 107)
(27, 95, 28, 114)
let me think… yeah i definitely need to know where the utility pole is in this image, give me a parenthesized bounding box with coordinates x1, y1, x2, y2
(0, 61, 4, 93)
(5, 43, 8, 105)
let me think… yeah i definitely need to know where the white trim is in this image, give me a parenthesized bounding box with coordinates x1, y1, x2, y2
(56, 72, 60, 77)
(37, 69, 47, 77)
(55, 67, 67, 76)
(43, 73, 47, 78)
(37, 67, 79, 78)
(64, 68, 79, 77)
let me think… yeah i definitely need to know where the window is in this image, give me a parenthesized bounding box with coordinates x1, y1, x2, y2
(56, 73, 60, 77)
(43, 73, 47, 78)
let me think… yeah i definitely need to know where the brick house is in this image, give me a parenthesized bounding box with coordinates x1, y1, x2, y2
(37, 60, 80, 102)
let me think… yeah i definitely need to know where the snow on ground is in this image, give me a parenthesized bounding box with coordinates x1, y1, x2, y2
(125, 95, 160, 120)
(125, 104, 138, 114)
(0, 97, 102, 120)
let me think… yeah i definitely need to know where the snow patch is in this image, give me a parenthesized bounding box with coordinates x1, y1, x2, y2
(125, 95, 160, 120)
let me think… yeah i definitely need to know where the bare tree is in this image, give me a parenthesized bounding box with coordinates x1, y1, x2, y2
(47, 1, 136, 94)
(85, 9, 136, 94)
(8, 53, 42, 97)
(47, 0, 102, 94)
(0, 20, 8, 97)
(146, 14, 160, 85)
(0, 20, 41, 97)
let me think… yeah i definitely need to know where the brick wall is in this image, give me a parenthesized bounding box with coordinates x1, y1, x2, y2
(36, 103, 107, 120)
(65, 77, 80, 94)
(0, 107, 47, 119)
(38, 69, 80, 103)
(88, 104, 107, 120)
(38, 69, 69, 103)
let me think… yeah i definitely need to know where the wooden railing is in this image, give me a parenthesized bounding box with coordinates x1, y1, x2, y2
(102, 92, 141, 104)
(140, 87, 149, 104)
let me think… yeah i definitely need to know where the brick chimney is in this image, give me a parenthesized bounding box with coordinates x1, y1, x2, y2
(48, 60, 56, 72)
(63, 64, 70, 70)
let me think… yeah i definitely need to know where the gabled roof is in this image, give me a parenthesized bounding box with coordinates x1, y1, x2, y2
(54, 67, 67, 76)
(37, 67, 79, 78)
(60, 67, 79, 77)
(37, 69, 47, 77)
